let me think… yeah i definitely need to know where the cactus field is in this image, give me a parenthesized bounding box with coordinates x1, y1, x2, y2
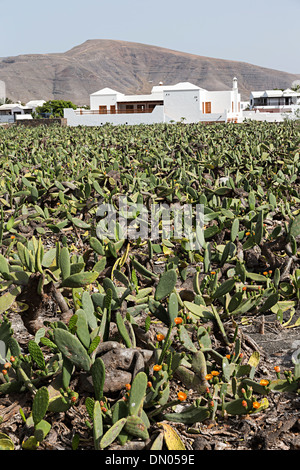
(0, 120, 299, 451)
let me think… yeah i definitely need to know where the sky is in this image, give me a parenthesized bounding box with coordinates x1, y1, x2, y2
(0, 0, 299, 74)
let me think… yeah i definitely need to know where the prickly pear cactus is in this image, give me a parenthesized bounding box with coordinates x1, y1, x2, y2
(128, 371, 148, 416)
(124, 415, 149, 440)
(53, 328, 91, 371)
(91, 357, 105, 401)
(32, 386, 49, 425)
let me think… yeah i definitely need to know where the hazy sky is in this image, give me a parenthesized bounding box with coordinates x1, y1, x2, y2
(0, 0, 299, 74)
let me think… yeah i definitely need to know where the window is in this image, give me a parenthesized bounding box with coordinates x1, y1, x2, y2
(204, 102, 211, 114)
(126, 105, 134, 113)
(99, 106, 107, 114)
(110, 105, 116, 114)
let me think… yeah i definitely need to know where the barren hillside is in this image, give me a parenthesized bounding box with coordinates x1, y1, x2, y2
(0, 39, 299, 104)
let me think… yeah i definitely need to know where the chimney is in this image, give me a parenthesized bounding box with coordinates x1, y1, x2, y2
(232, 77, 238, 90)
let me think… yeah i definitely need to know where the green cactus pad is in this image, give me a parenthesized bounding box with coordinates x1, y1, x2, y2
(154, 269, 177, 301)
(53, 328, 91, 371)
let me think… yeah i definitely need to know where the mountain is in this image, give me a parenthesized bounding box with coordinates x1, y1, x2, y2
(0, 39, 299, 104)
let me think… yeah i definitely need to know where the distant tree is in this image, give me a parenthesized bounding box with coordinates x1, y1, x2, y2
(291, 84, 300, 92)
(35, 100, 77, 118)
(0, 97, 14, 105)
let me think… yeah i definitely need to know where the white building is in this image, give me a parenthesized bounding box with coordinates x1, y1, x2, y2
(249, 88, 300, 113)
(0, 103, 33, 123)
(0, 100, 47, 123)
(26, 100, 46, 112)
(0, 80, 5, 103)
(64, 78, 242, 126)
(242, 87, 300, 122)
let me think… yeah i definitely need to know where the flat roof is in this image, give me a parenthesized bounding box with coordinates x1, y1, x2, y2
(251, 89, 300, 98)
(117, 93, 164, 102)
(0, 103, 30, 110)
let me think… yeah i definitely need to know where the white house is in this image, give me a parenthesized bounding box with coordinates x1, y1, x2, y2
(0, 100, 47, 123)
(64, 78, 243, 126)
(26, 100, 46, 112)
(242, 87, 300, 122)
(0, 80, 5, 103)
(0, 103, 34, 123)
(249, 88, 300, 113)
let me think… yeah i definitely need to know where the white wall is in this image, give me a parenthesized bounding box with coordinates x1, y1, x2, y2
(163, 88, 241, 123)
(202, 90, 240, 114)
(90, 92, 121, 110)
(0, 81, 5, 102)
(242, 111, 285, 122)
(243, 108, 300, 122)
(0, 115, 14, 124)
(163, 89, 202, 122)
(64, 105, 165, 126)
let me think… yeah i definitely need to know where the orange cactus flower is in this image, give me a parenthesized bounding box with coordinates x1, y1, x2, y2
(10, 356, 15, 363)
(147, 381, 152, 388)
(210, 271, 216, 275)
(71, 396, 77, 403)
(211, 370, 220, 377)
(245, 232, 251, 236)
(174, 317, 183, 325)
(242, 400, 247, 408)
(153, 364, 162, 372)
(10, 235, 15, 240)
(156, 333, 165, 342)
(125, 383, 131, 391)
(252, 401, 260, 409)
(274, 366, 280, 373)
(205, 373, 213, 381)
(259, 379, 269, 387)
(3, 362, 11, 369)
(242, 286, 247, 291)
(2, 369, 7, 375)
(263, 271, 268, 276)
(177, 392, 187, 402)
